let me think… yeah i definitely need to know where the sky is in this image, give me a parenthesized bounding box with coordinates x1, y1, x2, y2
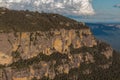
(0, 0, 120, 23)
(70, 0, 120, 23)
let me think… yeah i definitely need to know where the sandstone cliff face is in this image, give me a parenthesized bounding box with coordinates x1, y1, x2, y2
(0, 28, 113, 80)
(0, 8, 115, 80)
(0, 28, 96, 65)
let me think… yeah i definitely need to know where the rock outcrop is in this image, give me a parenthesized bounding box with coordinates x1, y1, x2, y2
(0, 8, 118, 80)
(0, 28, 96, 64)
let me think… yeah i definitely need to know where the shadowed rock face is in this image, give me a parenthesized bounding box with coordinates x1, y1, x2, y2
(0, 8, 118, 80)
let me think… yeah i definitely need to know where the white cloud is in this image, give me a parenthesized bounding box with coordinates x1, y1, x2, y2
(0, 0, 95, 15)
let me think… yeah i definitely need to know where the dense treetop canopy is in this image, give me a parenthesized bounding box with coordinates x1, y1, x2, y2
(0, 7, 88, 32)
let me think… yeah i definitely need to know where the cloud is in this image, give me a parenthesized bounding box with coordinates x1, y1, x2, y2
(114, 4, 120, 8)
(0, 0, 95, 15)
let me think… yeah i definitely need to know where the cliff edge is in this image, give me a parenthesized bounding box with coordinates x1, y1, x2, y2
(0, 7, 119, 80)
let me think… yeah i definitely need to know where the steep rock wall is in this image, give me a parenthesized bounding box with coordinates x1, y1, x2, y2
(0, 28, 96, 64)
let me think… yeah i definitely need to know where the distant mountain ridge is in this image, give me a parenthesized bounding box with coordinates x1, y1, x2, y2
(86, 23, 120, 51)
